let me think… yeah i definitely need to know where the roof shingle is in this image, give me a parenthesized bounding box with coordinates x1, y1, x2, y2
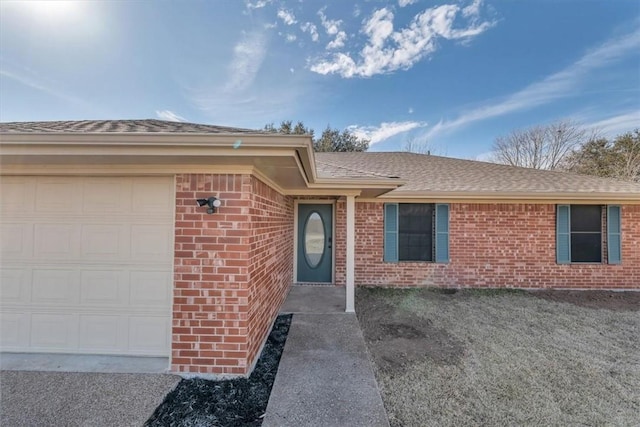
(2, 120, 638, 196)
(316, 152, 640, 195)
(0, 119, 260, 134)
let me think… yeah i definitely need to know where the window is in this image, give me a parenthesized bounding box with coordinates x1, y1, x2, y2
(384, 203, 449, 263)
(557, 205, 622, 264)
(570, 205, 602, 262)
(399, 204, 434, 261)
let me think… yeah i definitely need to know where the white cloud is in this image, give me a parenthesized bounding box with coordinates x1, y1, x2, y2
(277, 9, 297, 25)
(348, 121, 427, 145)
(156, 110, 186, 122)
(353, 4, 361, 18)
(585, 110, 640, 137)
(398, 0, 418, 7)
(318, 9, 342, 35)
(462, 0, 482, 20)
(245, 0, 271, 10)
(425, 28, 640, 139)
(224, 31, 267, 93)
(408, 107, 414, 114)
(301, 22, 319, 42)
(326, 31, 347, 49)
(285, 33, 297, 42)
(317, 9, 349, 52)
(310, 2, 495, 78)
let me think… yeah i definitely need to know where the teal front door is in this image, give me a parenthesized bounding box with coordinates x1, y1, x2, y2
(297, 204, 333, 283)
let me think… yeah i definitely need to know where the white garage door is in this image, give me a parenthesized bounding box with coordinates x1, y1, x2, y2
(0, 176, 174, 356)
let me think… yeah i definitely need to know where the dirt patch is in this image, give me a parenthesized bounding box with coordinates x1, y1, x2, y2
(357, 289, 465, 374)
(530, 290, 640, 312)
(145, 314, 292, 427)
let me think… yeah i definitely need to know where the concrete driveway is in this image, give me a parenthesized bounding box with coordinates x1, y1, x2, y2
(0, 370, 179, 427)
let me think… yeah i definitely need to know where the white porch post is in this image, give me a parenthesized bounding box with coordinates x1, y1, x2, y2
(345, 195, 356, 313)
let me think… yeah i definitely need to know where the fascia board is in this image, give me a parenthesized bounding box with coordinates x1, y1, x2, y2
(374, 191, 640, 203)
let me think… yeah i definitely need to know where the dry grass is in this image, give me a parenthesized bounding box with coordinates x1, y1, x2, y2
(357, 288, 640, 427)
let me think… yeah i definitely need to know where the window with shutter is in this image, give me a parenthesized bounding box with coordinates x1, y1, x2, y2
(557, 204, 619, 264)
(384, 203, 449, 263)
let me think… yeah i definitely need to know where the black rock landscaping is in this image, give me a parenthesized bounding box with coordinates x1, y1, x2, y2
(145, 314, 292, 427)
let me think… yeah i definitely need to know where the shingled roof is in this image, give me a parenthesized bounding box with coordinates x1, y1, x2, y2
(2, 120, 638, 197)
(316, 152, 640, 196)
(0, 119, 260, 134)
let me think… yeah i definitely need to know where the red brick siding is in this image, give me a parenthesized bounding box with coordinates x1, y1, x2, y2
(246, 177, 294, 370)
(350, 202, 639, 289)
(172, 174, 252, 375)
(171, 174, 293, 376)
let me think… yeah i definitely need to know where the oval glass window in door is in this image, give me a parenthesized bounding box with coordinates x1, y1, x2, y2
(304, 211, 325, 268)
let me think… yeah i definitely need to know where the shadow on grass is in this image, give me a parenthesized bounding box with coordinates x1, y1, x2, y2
(145, 314, 292, 427)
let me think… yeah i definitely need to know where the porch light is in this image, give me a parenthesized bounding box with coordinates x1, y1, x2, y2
(196, 197, 222, 214)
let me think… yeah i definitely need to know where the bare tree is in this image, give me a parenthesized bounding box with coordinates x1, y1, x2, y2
(402, 135, 432, 154)
(491, 120, 597, 170)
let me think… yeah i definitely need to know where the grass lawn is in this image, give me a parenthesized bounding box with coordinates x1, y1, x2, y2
(356, 288, 640, 427)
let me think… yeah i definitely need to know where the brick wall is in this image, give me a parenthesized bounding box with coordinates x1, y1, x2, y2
(171, 174, 293, 376)
(246, 176, 294, 371)
(349, 202, 640, 289)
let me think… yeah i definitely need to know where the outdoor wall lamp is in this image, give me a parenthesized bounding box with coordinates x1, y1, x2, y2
(196, 197, 222, 214)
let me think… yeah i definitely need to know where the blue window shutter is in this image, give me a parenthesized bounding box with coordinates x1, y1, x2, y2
(384, 203, 398, 262)
(435, 204, 450, 263)
(607, 205, 622, 264)
(557, 205, 571, 264)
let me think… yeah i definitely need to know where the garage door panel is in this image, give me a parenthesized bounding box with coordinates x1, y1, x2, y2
(0, 176, 174, 357)
(1, 313, 29, 348)
(31, 269, 80, 305)
(130, 271, 172, 307)
(1, 269, 30, 303)
(1, 223, 32, 259)
(30, 313, 79, 349)
(82, 178, 131, 214)
(132, 178, 174, 213)
(35, 178, 82, 214)
(129, 316, 170, 354)
(79, 315, 125, 352)
(79, 270, 127, 306)
(0, 177, 36, 213)
(131, 225, 173, 262)
(34, 224, 80, 259)
(81, 224, 129, 260)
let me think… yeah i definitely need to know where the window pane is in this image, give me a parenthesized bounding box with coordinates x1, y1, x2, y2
(571, 205, 601, 232)
(571, 233, 602, 262)
(398, 204, 433, 261)
(304, 212, 325, 268)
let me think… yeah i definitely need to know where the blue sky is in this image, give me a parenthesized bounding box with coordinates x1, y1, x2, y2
(1, 0, 638, 159)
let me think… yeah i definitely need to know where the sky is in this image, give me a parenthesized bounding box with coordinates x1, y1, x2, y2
(1, 0, 639, 160)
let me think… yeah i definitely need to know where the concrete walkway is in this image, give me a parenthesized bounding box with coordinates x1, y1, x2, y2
(263, 286, 389, 427)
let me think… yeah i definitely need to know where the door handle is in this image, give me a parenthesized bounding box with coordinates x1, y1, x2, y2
(328, 236, 332, 249)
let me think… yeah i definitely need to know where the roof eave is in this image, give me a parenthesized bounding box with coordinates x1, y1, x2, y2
(376, 190, 640, 203)
(0, 131, 312, 146)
